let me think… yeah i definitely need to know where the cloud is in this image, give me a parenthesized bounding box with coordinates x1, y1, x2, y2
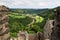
(11, 0, 56, 8)
(0, 2, 8, 6)
(37, 2, 48, 6)
(0, 0, 60, 8)
(37, 1, 60, 8)
(12, 0, 35, 6)
(12, 0, 24, 6)
(24, 0, 34, 6)
(11, 0, 53, 8)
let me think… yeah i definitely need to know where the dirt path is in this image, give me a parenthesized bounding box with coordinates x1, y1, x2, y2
(28, 19, 35, 27)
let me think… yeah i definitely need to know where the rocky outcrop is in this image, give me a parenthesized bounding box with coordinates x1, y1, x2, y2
(0, 5, 10, 40)
(44, 19, 54, 40)
(51, 9, 60, 40)
(29, 34, 37, 40)
(15, 31, 43, 40)
(18, 31, 29, 40)
(37, 32, 43, 40)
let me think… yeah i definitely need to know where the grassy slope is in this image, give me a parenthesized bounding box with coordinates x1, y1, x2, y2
(9, 7, 59, 37)
(9, 11, 45, 37)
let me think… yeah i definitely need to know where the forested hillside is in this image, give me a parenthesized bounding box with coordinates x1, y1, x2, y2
(9, 7, 59, 37)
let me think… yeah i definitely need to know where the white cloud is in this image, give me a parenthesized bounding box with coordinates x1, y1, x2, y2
(12, 0, 24, 6)
(0, 2, 8, 6)
(24, 0, 34, 6)
(38, 2, 48, 6)
(12, 0, 35, 6)
(1, 0, 60, 8)
(25, 0, 31, 3)
(11, 0, 51, 8)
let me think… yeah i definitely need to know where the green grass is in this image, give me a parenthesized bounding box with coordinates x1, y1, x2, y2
(9, 14, 26, 19)
(9, 12, 45, 37)
(35, 16, 44, 23)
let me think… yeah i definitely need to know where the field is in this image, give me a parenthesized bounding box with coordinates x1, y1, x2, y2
(9, 8, 55, 37)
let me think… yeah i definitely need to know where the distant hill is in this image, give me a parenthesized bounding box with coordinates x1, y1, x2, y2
(9, 8, 49, 14)
(9, 6, 60, 37)
(38, 6, 60, 19)
(9, 8, 55, 20)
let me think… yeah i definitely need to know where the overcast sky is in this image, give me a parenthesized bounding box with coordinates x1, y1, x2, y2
(0, 0, 60, 9)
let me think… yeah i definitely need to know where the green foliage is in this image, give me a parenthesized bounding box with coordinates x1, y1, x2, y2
(10, 32, 17, 37)
(9, 8, 56, 37)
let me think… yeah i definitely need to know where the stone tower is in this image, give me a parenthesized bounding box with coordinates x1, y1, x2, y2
(0, 5, 10, 40)
(51, 9, 60, 40)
